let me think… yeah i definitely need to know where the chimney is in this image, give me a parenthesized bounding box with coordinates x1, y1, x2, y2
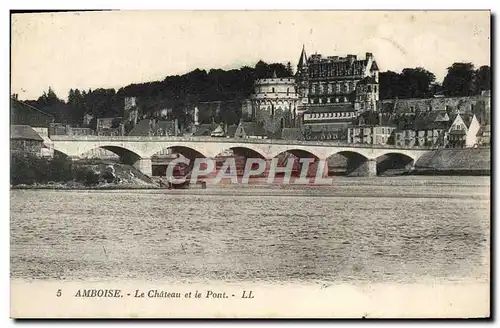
(366, 52, 373, 60)
(379, 113, 383, 126)
(174, 118, 179, 136)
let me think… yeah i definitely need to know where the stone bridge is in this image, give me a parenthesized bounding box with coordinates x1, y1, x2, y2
(50, 136, 432, 177)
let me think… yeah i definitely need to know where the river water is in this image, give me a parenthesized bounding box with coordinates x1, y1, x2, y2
(10, 176, 490, 284)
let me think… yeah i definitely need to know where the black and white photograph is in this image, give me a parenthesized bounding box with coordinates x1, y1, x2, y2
(8, 9, 491, 318)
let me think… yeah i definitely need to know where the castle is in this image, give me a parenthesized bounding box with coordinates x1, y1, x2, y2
(251, 46, 380, 140)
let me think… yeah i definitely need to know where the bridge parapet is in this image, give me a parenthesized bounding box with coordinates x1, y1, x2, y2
(49, 135, 435, 151)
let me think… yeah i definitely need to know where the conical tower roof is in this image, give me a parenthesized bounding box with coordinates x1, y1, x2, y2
(298, 44, 307, 67)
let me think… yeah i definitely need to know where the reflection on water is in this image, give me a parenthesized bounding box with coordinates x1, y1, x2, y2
(10, 176, 490, 284)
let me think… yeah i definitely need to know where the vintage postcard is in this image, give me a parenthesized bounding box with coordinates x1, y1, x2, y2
(9, 10, 491, 318)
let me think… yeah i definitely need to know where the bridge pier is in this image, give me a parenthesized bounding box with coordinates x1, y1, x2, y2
(133, 158, 152, 177)
(347, 158, 377, 177)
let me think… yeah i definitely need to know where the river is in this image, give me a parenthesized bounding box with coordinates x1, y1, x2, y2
(10, 176, 490, 284)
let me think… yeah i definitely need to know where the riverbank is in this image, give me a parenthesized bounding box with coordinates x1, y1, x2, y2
(413, 147, 490, 176)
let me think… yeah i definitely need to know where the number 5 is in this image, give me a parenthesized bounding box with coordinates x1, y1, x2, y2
(56, 289, 62, 297)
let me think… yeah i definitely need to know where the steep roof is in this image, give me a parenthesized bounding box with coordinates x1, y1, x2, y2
(10, 98, 54, 119)
(298, 45, 307, 67)
(10, 98, 55, 128)
(370, 61, 379, 71)
(449, 113, 475, 129)
(307, 55, 370, 77)
(11, 125, 44, 141)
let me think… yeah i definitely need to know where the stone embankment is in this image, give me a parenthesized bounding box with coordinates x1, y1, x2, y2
(413, 147, 490, 176)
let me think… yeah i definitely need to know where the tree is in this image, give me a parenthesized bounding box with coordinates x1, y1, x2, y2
(442, 62, 475, 97)
(399, 68, 436, 99)
(68, 88, 86, 125)
(255, 60, 270, 79)
(472, 65, 491, 94)
(379, 71, 401, 100)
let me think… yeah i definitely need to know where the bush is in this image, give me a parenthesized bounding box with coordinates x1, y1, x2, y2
(74, 166, 100, 186)
(11, 153, 99, 186)
(11, 153, 51, 185)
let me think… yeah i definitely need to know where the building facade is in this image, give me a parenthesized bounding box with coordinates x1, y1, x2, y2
(347, 112, 395, 145)
(301, 103, 356, 141)
(294, 46, 380, 141)
(295, 46, 380, 113)
(447, 113, 481, 148)
(10, 125, 46, 157)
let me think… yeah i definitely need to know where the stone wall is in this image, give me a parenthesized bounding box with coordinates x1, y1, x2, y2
(414, 148, 490, 174)
(380, 94, 491, 124)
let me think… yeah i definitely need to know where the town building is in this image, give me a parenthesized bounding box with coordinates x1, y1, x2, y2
(49, 123, 94, 136)
(10, 125, 49, 157)
(394, 111, 450, 147)
(124, 96, 140, 125)
(96, 117, 123, 136)
(82, 112, 94, 127)
(476, 124, 491, 146)
(128, 118, 180, 136)
(347, 112, 395, 145)
(301, 103, 356, 141)
(233, 121, 270, 139)
(447, 113, 481, 148)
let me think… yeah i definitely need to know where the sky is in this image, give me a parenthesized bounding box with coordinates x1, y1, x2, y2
(11, 10, 491, 101)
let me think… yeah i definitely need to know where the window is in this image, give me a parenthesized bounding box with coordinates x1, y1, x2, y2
(382, 128, 385, 134)
(374, 85, 378, 92)
(287, 88, 289, 96)
(272, 87, 275, 93)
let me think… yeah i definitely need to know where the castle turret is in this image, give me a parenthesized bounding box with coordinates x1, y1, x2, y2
(295, 44, 309, 106)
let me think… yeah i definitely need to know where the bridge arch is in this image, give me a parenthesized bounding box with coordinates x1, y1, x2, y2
(151, 145, 207, 160)
(375, 152, 415, 175)
(271, 149, 322, 179)
(78, 146, 143, 167)
(324, 150, 370, 177)
(215, 146, 266, 160)
(268, 146, 321, 160)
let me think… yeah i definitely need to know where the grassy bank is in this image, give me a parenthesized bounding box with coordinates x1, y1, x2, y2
(414, 148, 490, 175)
(10, 153, 158, 188)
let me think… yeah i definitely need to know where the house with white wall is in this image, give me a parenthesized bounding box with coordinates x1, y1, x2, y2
(447, 113, 481, 148)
